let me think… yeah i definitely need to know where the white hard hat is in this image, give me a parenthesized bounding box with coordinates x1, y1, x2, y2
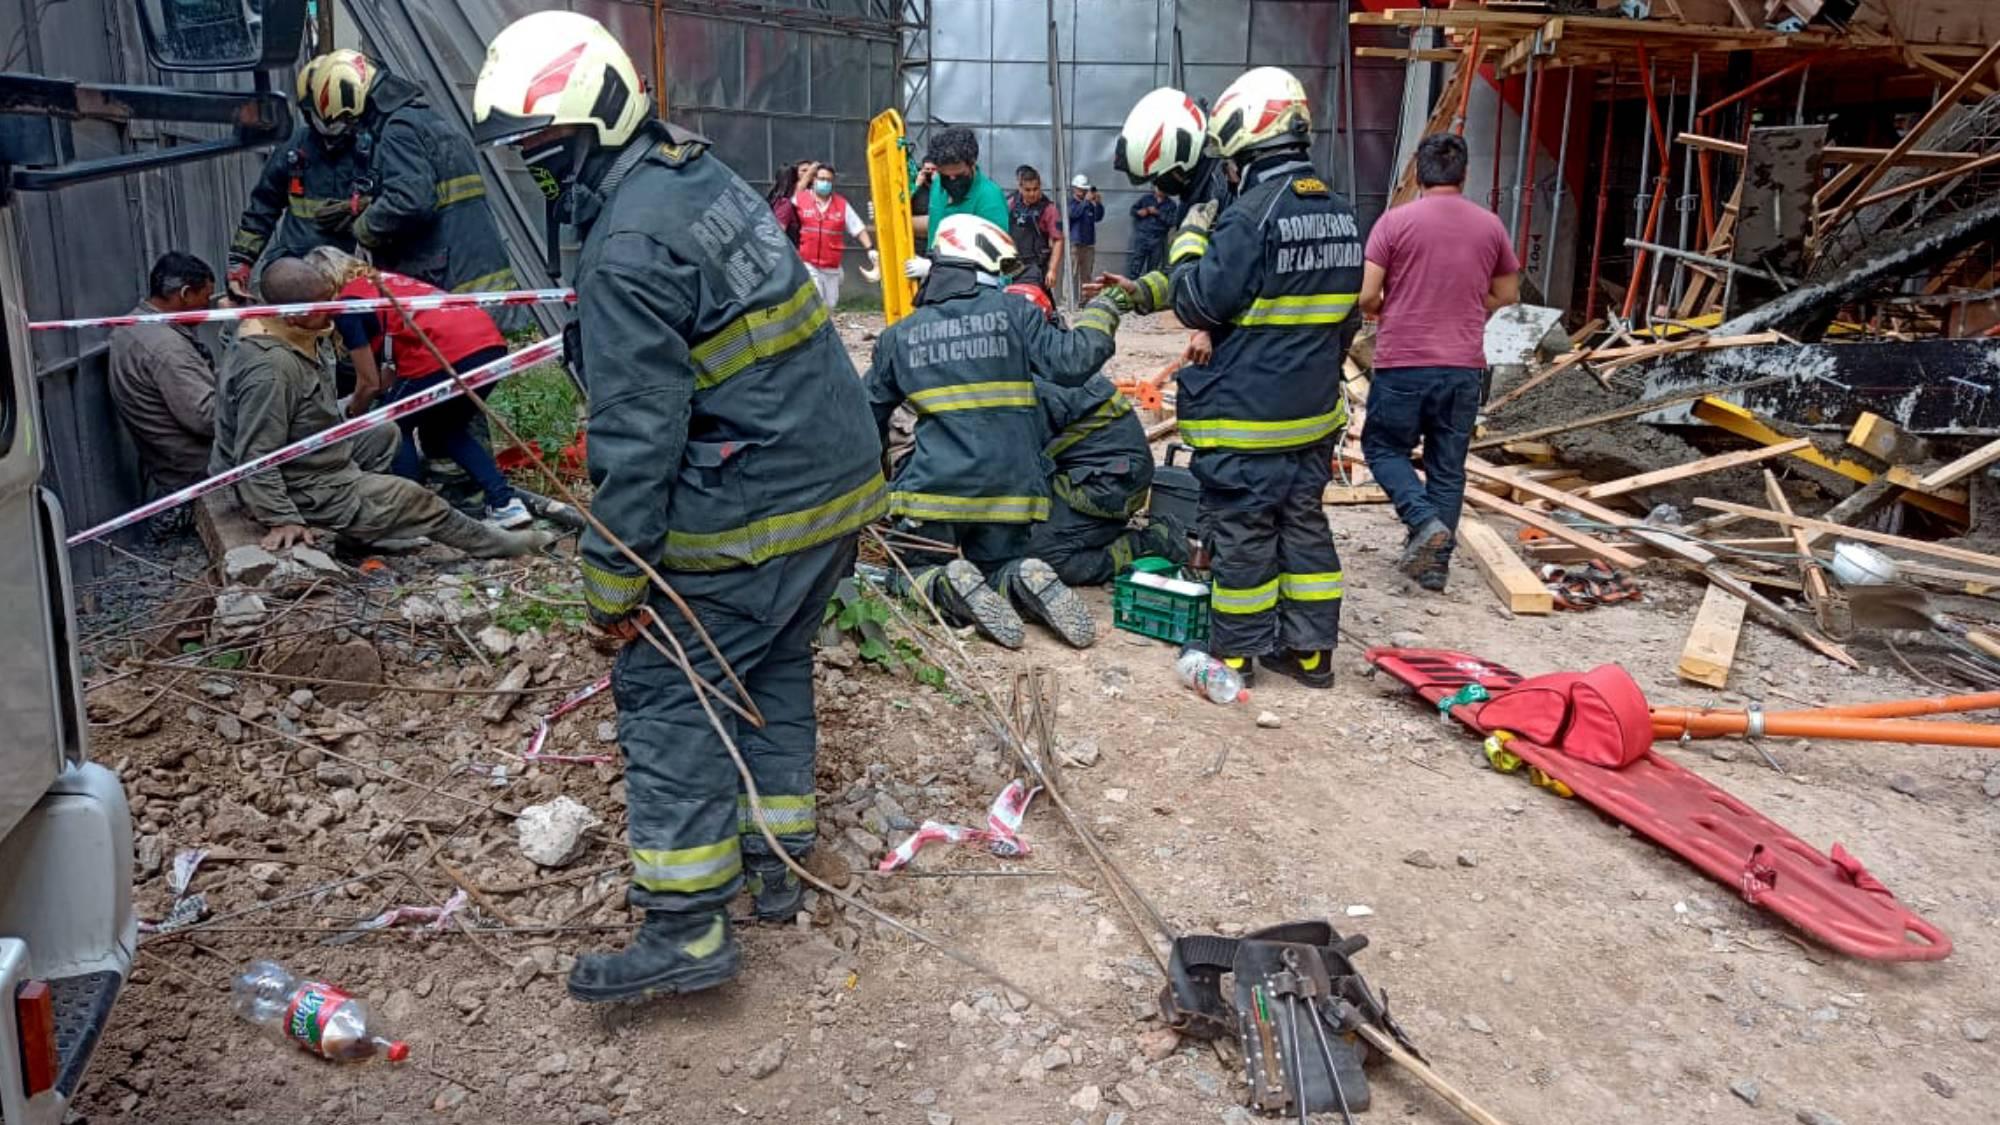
(932, 214, 1020, 277)
(1114, 87, 1208, 188)
(1209, 66, 1312, 159)
(1070, 173, 1091, 190)
(473, 11, 649, 149)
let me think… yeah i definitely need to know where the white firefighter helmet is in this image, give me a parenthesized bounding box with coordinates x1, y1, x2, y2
(1208, 66, 1312, 159)
(302, 49, 380, 136)
(931, 214, 1020, 277)
(1113, 87, 1208, 187)
(472, 11, 648, 149)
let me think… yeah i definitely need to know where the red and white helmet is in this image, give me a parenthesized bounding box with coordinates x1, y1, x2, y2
(1004, 282, 1055, 321)
(932, 215, 1020, 277)
(1114, 87, 1208, 188)
(1208, 66, 1312, 159)
(473, 11, 649, 149)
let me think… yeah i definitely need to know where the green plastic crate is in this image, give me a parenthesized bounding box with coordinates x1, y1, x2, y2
(1112, 557, 1209, 645)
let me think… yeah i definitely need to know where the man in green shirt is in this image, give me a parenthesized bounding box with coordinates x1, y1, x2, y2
(910, 126, 1009, 251)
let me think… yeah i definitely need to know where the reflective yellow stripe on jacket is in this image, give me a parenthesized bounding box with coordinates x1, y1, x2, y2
(1232, 292, 1358, 327)
(286, 195, 345, 218)
(434, 174, 486, 208)
(689, 280, 828, 389)
(662, 472, 887, 572)
(1180, 403, 1348, 452)
(889, 491, 1050, 523)
(1044, 394, 1132, 459)
(906, 380, 1038, 414)
(580, 561, 650, 617)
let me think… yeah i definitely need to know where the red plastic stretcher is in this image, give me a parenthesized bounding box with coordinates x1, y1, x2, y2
(1367, 648, 1951, 963)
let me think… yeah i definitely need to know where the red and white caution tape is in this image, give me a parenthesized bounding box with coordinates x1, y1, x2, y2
(30, 287, 576, 331)
(67, 335, 565, 546)
(877, 780, 1038, 873)
(523, 674, 615, 765)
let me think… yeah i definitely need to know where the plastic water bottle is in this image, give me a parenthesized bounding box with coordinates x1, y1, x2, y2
(1176, 650, 1248, 705)
(232, 960, 409, 1063)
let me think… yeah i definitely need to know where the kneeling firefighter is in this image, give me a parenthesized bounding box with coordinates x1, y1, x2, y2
(1005, 284, 1189, 585)
(865, 215, 1130, 649)
(1107, 67, 1362, 689)
(474, 11, 887, 1002)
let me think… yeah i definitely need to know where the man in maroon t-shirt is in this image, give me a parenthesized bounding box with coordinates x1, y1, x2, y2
(1358, 133, 1520, 592)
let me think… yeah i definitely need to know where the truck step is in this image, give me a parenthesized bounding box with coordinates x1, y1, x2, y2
(48, 970, 119, 1098)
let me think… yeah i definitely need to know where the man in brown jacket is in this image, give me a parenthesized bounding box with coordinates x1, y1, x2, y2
(210, 257, 552, 557)
(108, 252, 222, 494)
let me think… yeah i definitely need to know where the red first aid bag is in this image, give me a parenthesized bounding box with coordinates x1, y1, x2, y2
(1476, 664, 1651, 769)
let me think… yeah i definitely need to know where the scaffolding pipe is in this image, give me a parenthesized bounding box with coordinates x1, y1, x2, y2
(1643, 74, 1679, 325)
(1509, 33, 1539, 243)
(1490, 71, 1507, 213)
(1670, 61, 1699, 309)
(1340, 0, 1357, 201)
(1540, 66, 1576, 298)
(1046, 0, 1074, 310)
(1652, 707, 2000, 749)
(1696, 49, 1831, 122)
(1582, 61, 1618, 324)
(1621, 48, 1672, 324)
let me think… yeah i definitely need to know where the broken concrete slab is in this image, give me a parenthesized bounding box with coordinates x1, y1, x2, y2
(515, 795, 599, 867)
(481, 664, 534, 724)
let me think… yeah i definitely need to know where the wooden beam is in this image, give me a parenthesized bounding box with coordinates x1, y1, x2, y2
(1578, 438, 1811, 500)
(1526, 536, 1798, 563)
(1690, 397, 1875, 485)
(1692, 499, 2000, 575)
(1678, 584, 1748, 688)
(1763, 469, 1831, 610)
(1354, 47, 1464, 62)
(1677, 132, 1986, 169)
(1457, 515, 1554, 615)
(1882, 466, 1970, 509)
(1919, 434, 2000, 490)
(1821, 36, 2000, 238)
(1323, 483, 1389, 504)
(1845, 412, 1901, 460)
(1470, 457, 1858, 666)
(1463, 489, 1650, 572)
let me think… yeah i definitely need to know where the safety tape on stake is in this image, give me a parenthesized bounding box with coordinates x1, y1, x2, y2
(877, 780, 1038, 873)
(66, 335, 565, 546)
(29, 287, 577, 331)
(523, 674, 616, 764)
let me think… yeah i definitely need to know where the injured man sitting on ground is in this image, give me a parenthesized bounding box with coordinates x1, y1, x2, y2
(208, 256, 554, 558)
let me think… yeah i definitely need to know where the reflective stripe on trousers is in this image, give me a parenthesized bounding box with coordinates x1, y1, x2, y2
(1232, 292, 1358, 327)
(661, 472, 888, 572)
(1180, 405, 1347, 452)
(1278, 571, 1344, 601)
(1211, 575, 1279, 615)
(906, 380, 1037, 413)
(689, 280, 828, 389)
(737, 793, 815, 837)
(889, 491, 1050, 523)
(631, 838, 742, 895)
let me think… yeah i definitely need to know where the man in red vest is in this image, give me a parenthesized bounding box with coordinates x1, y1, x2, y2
(795, 163, 878, 312)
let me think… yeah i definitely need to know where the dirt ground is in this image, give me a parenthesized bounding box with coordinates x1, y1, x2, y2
(72, 312, 2000, 1125)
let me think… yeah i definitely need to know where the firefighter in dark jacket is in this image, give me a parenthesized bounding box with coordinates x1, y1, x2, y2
(1106, 67, 1360, 689)
(475, 12, 887, 1003)
(865, 214, 1127, 650)
(1005, 285, 1188, 585)
(231, 50, 520, 313)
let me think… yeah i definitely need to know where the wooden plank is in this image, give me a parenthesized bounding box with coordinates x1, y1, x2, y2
(1763, 469, 1831, 610)
(1919, 434, 2000, 490)
(1678, 584, 1748, 688)
(1457, 516, 1554, 615)
(1525, 536, 1797, 563)
(1500, 440, 1558, 462)
(1883, 466, 1970, 509)
(1470, 457, 1858, 667)
(1462, 489, 1649, 572)
(1690, 397, 1875, 485)
(1577, 438, 1810, 500)
(1323, 483, 1389, 504)
(1677, 132, 1986, 169)
(1821, 37, 2000, 238)
(1692, 499, 2000, 575)
(1354, 47, 1462, 62)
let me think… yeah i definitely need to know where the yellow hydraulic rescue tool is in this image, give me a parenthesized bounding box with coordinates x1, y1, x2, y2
(867, 108, 917, 324)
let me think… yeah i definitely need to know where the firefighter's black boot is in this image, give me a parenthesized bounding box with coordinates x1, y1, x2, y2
(1009, 557, 1097, 648)
(1218, 653, 1257, 689)
(567, 910, 741, 1003)
(745, 857, 805, 923)
(1261, 649, 1335, 689)
(939, 559, 1026, 649)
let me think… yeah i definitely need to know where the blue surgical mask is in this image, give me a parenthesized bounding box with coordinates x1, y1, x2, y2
(813, 180, 833, 197)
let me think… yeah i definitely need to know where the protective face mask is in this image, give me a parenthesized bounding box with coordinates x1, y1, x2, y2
(941, 172, 974, 201)
(811, 180, 831, 197)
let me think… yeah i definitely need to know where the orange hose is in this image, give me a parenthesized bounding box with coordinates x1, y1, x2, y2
(1651, 707, 2000, 749)
(1788, 692, 2000, 720)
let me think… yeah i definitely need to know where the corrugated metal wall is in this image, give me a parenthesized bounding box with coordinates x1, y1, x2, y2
(906, 0, 1404, 263)
(5, 1, 271, 576)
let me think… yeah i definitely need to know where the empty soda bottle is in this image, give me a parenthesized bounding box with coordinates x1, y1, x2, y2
(1176, 649, 1249, 705)
(232, 960, 409, 1063)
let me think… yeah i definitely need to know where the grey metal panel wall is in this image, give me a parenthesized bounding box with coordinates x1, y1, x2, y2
(909, 0, 1403, 259)
(4, 0, 274, 577)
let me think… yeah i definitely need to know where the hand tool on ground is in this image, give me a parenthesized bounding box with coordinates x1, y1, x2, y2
(1843, 582, 2000, 662)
